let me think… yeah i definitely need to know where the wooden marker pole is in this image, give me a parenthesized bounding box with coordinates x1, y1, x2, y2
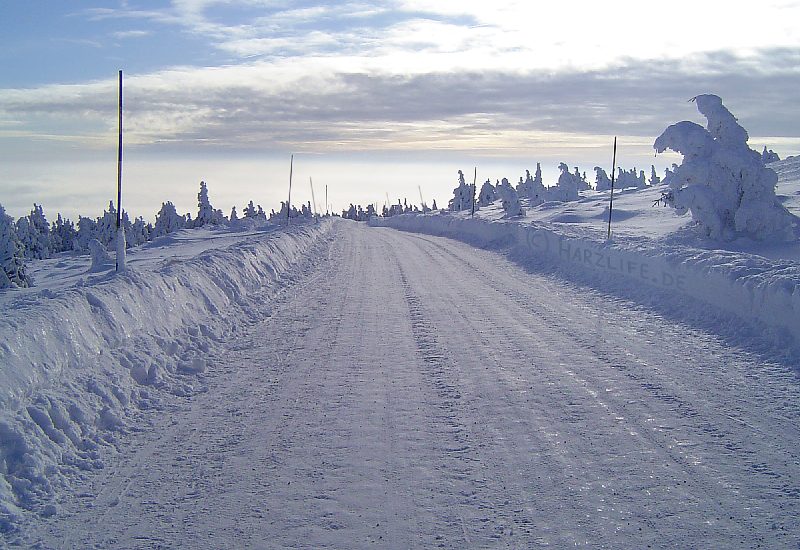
(287, 154, 294, 224)
(471, 166, 477, 217)
(607, 137, 617, 240)
(115, 70, 124, 272)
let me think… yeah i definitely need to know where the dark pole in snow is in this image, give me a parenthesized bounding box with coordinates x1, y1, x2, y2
(287, 154, 293, 225)
(471, 166, 477, 217)
(325, 184, 328, 216)
(607, 137, 617, 241)
(116, 69, 123, 272)
(309, 176, 317, 216)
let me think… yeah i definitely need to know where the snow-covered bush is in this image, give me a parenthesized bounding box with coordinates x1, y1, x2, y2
(496, 178, 523, 217)
(449, 170, 474, 212)
(649, 165, 661, 186)
(0, 203, 32, 288)
(654, 94, 795, 241)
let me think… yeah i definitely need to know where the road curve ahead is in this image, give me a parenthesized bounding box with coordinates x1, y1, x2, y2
(26, 221, 800, 549)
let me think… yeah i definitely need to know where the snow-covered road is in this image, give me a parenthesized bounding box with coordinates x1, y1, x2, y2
(24, 221, 800, 548)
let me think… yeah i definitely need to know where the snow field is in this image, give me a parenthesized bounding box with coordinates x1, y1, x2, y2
(0, 220, 332, 533)
(370, 213, 800, 346)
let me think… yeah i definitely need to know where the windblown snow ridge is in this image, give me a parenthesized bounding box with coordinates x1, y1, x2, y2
(0, 220, 331, 534)
(371, 214, 800, 345)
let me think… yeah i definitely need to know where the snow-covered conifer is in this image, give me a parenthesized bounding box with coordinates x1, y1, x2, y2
(50, 213, 76, 253)
(649, 165, 661, 186)
(478, 179, 497, 206)
(196, 181, 216, 226)
(74, 216, 98, 251)
(16, 204, 52, 260)
(230, 206, 239, 222)
(654, 94, 794, 240)
(0, 203, 32, 288)
(761, 146, 780, 163)
(549, 163, 579, 202)
(152, 201, 185, 239)
(497, 178, 523, 217)
(594, 167, 612, 191)
(449, 170, 474, 211)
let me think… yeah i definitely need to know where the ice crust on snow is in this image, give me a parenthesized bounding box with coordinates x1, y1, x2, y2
(0, 220, 331, 532)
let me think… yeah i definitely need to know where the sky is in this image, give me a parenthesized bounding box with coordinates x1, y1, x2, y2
(1, 0, 800, 222)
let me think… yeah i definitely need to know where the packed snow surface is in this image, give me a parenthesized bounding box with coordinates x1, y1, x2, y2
(1, 158, 799, 548)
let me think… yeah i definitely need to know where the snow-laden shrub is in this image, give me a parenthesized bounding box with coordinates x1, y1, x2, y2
(654, 94, 794, 241)
(548, 162, 580, 202)
(0, 204, 32, 289)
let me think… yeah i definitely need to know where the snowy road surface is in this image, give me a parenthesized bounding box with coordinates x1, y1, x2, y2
(24, 221, 800, 548)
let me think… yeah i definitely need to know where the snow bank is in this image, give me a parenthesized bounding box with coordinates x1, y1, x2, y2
(0, 221, 331, 532)
(370, 213, 800, 343)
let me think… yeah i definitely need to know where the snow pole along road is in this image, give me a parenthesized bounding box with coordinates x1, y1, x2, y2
(24, 221, 800, 548)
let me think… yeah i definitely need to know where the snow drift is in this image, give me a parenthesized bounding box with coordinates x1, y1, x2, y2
(0, 220, 331, 532)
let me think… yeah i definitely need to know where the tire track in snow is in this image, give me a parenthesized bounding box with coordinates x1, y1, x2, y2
(392, 228, 800, 547)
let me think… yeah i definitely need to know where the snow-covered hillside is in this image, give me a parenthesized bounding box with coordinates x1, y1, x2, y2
(0, 220, 332, 533)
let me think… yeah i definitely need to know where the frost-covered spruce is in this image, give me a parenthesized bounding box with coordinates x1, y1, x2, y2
(549, 163, 580, 202)
(0, 203, 32, 288)
(152, 201, 185, 238)
(16, 204, 52, 260)
(762, 146, 780, 163)
(497, 178, 523, 217)
(594, 167, 612, 191)
(478, 179, 497, 206)
(649, 165, 661, 186)
(195, 181, 222, 226)
(50, 213, 76, 253)
(449, 170, 474, 212)
(516, 166, 547, 205)
(654, 94, 795, 241)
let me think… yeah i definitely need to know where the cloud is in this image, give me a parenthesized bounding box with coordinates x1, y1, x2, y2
(1, 44, 799, 161)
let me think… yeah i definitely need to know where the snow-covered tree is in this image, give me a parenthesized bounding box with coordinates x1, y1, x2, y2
(152, 201, 185, 239)
(0, 203, 32, 288)
(128, 216, 150, 247)
(516, 167, 547, 205)
(478, 179, 497, 206)
(594, 167, 612, 191)
(654, 94, 794, 241)
(74, 216, 98, 251)
(761, 146, 780, 163)
(195, 181, 223, 226)
(431, 199, 438, 211)
(549, 162, 580, 202)
(16, 204, 52, 260)
(497, 178, 523, 217)
(50, 213, 76, 253)
(230, 206, 239, 222)
(449, 170, 474, 212)
(574, 167, 591, 192)
(243, 201, 257, 218)
(649, 165, 661, 186)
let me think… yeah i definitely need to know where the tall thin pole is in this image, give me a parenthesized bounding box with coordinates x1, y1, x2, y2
(325, 185, 328, 216)
(287, 154, 294, 224)
(115, 70, 123, 271)
(607, 137, 617, 240)
(471, 166, 477, 217)
(309, 176, 318, 216)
